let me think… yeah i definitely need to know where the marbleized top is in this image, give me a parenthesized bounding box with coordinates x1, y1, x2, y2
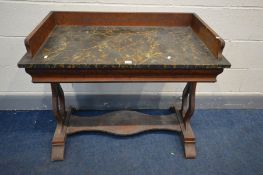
(18, 26, 231, 69)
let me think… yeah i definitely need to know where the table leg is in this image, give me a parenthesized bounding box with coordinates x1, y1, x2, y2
(180, 82, 197, 158)
(50, 83, 68, 161)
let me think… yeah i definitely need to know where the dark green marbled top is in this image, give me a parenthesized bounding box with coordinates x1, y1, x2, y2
(18, 26, 231, 69)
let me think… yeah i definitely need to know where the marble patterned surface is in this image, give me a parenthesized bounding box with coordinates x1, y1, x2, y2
(18, 26, 230, 69)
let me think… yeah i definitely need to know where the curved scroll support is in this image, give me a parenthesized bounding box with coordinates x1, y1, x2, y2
(50, 83, 68, 161)
(181, 82, 197, 125)
(179, 82, 197, 159)
(51, 83, 63, 124)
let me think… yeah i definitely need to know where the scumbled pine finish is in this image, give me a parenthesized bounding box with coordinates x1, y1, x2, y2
(18, 26, 230, 69)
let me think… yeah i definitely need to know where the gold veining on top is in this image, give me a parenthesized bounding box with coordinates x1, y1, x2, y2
(19, 26, 230, 69)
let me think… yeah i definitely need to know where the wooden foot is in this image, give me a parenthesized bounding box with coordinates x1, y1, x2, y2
(51, 142, 65, 161)
(184, 141, 196, 159)
(176, 110, 196, 159)
(182, 122, 196, 159)
(182, 123, 196, 159)
(51, 119, 68, 161)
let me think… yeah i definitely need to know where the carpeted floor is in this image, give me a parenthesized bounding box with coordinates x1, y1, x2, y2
(0, 109, 262, 175)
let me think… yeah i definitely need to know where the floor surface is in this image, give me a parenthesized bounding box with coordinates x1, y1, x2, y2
(0, 109, 262, 175)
